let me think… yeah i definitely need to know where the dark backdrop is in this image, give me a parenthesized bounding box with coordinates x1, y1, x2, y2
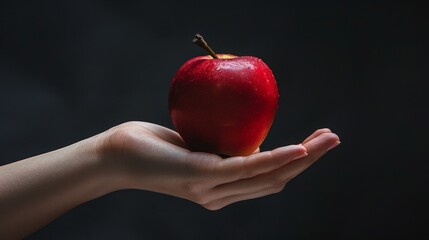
(1, 0, 427, 239)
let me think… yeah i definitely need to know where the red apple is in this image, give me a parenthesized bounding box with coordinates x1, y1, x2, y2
(168, 34, 279, 156)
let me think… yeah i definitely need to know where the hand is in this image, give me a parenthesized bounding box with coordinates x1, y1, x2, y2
(0, 121, 340, 239)
(99, 122, 340, 210)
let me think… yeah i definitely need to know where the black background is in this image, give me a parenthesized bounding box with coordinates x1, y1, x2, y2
(1, 0, 427, 239)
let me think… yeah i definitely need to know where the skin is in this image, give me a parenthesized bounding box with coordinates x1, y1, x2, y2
(0, 121, 340, 239)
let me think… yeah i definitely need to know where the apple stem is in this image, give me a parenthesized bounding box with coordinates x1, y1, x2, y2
(193, 33, 218, 59)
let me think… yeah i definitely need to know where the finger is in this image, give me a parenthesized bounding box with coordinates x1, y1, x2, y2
(209, 165, 288, 199)
(285, 132, 340, 179)
(209, 132, 339, 199)
(302, 128, 332, 144)
(214, 145, 308, 183)
(203, 186, 284, 211)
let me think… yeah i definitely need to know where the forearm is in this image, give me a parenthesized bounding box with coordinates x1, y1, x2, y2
(0, 134, 114, 239)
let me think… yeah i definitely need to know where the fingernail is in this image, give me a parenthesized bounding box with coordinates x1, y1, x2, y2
(327, 141, 341, 151)
(292, 150, 308, 160)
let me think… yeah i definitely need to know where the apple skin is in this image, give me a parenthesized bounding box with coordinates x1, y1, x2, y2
(168, 54, 279, 156)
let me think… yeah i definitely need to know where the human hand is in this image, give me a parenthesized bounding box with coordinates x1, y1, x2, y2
(0, 121, 339, 239)
(98, 122, 340, 210)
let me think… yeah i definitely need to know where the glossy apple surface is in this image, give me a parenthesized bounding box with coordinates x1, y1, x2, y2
(168, 54, 279, 156)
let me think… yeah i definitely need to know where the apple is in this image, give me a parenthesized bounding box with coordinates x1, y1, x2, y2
(168, 34, 279, 156)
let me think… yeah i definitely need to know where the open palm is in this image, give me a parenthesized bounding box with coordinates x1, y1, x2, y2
(100, 122, 340, 210)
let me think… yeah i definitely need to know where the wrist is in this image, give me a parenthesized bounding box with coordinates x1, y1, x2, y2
(92, 127, 131, 192)
(64, 134, 120, 198)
